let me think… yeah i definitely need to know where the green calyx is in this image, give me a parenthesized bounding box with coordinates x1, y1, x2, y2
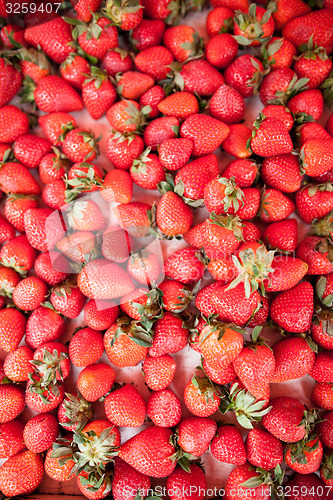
(241, 464, 285, 500)
(27, 372, 62, 404)
(169, 432, 200, 473)
(233, 3, 274, 46)
(218, 176, 245, 213)
(226, 244, 275, 298)
(111, 315, 154, 348)
(312, 210, 333, 240)
(208, 213, 244, 241)
(270, 73, 309, 105)
(191, 374, 220, 404)
(30, 347, 68, 387)
(103, 0, 143, 26)
(61, 392, 94, 431)
(220, 383, 272, 430)
(64, 164, 103, 203)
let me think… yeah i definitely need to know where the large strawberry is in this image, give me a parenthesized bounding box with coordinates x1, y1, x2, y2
(0, 450, 44, 496)
(180, 113, 230, 157)
(270, 281, 314, 332)
(282, 9, 333, 54)
(24, 17, 72, 64)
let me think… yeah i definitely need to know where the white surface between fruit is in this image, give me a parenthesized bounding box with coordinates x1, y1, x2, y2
(0, 6, 331, 498)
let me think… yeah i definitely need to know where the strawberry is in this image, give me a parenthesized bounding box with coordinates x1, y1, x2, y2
(0, 450, 44, 497)
(282, 9, 333, 54)
(157, 91, 199, 121)
(164, 247, 205, 284)
(270, 281, 314, 332)
(233, 5, 275, 47)
(263, 36, 297, 69)
(203, 214, 243, 259)
(42, 179, 66, 209)
(12, 276, 48, 311)
(143, 354, 176, 391)
(50, 282, 86, 319)
(211, 282, 261, 326)
(317, 410, 333, 448)
(71, 0, 102, 22)
(0, 234, 37, 273)
(177, 416, 217, 457)
(67, 199, 106, 232)
(38, 112, 77, 147)
(107, 99, 142, 133)
(174, 154, 219, 200)
(0, 308, 26, 352)
(262, 104, 294, 130)
(77, 362, 116, 402)
(0, 162, 41, 196)
(147, 389, 182, 427)
(259, 188, 295, 222)
(78, 259, 135, 300)
(4, 194, 39, 233)
(130, 150, 165, 190)
(25, 306, 66, 350)
(261, 153, 303, 193)
(0, 105, 29, 144)
(35, 252, 69, 287)
(0, 384, 25, 423)
(3, 346, 33, 382)
(157, 139, 191, 172)
(296, 183, 333, 224)
(209, 84, 245, 125)
(140, 84, 166, 118)
(285, 437, 324, 474)
(183, 375, 220, 417)
(60, 53, 91, 91)
(262, 396, 307, 442)
(204, 32, 238, 69)
(245, 428, 283, 471)
(0, 24, 26, 48)
(310, 351, 333, 382)
(294, 44, 332, 90)
(298, 122, 332, 146)
(286, 473, 330, 500)
(300, 139, 333, 177)
(45, 435, 75, 481)
(233, 343, 275, 400)
(114, 201, 151, 237)
(19, 47, 51, 84)
(102, 48, 134, 77)
(25, 374, 65, 413)
(77, 16, 118, 60)
(62, 128, 99, 163)
(117, 70, 154, 101)
(103, 0, 143, 31)
(259, 67, 298, 105)
(57, 392, 94, 432)
(167, 464, 206, 500)
(104, 317, 148, 367)
(210, 425, 247, 465)
(0, 213, 15, 243)
(223, 159, 258, 188)
(272, 336, 316, 383)
(0, 58, 22, 109)
(270, 0, 311, 31)
(312, 382, 333, 409)
(131, 19, 165, 51)
(106, 132, 144, 171)
(24, 207, 64, 252)
(224, 54, 264, 98)
(263, 219, 298, 252)
(178, 59, 225, 97)
(118, 426, 176, 477)
(199, 322, 243, 371)
(28, 75, 84, 113)
(206, 6, 234, 38)
(84, 299, 119, 331)
(143, 116, 179, 150)
(163, 25, 202, 62)
(222, 123, 253, 159)
(105, 384, 146, 427)
(155, 191, 193, 236)
(288, 89, 324, 121)
(112, 458, 151, 500)
(32, 341, 70, 385)
(23, 413, 59, 453)
(0, 419, 25, 458)
(250, 115, 293, 156)
(296, 236, 333, 274)
(225, 463, 270, 500)
(24, 16, 72, 64)
(180, 113, 230, 157)
(69, 327, 104, 367)
(149, 311, 188, 357)
(82, 67, 117, 120)
(134, 45, 173, 81)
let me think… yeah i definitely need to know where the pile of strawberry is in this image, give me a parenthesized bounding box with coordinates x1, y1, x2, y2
(1, 0, 333, 498)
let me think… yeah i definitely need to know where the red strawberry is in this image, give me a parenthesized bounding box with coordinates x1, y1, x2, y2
(84, 299, 119, 331)
(259, 67, 298, 105)
(210, 425, 247, 465)
(272, 336, 316, 383)
(180, 113, 230, 157)
(0, 419, 25, 458)
(164, 247, 205, 284)
(38, 112, 77, 147)
(105, 384, 146, 427)
(114, 201, 151, 237)
(288, 89, 324, 121)
(69, 327, 104, 368)
(118, 426, 176, 478)
(282, 9, 333, 54)
(177, 416, 217, 457)
(225, 463, 270, 500)
(250, 116, 293, 156)
(106, 131, 145, 171)
(130, 150, 165, 190)
(199, 322, 243, 372)
(82, 67, 117, 119)
(12, 276, 48, 311)
(0, 234, 36, 273)
(60, 53, 91, 91)
(131, 19, 165, 51)
(184, 375, 220, 417)
(30, 75, 84, 113)
(270, 281, 314, 332)
(77, 17, 118, 60)
(117, 70, 154, 101)
(294, 44, 332, 90)
(224, 54, 264, 98)
(112, 458, 151, 500)
(71, 0, 102, 22)
(25, 306, 66, 350)
(205, 32, 238, 69)
(143, 116, 179, 150)
(259, 188, 295, 222)
(0, 24, 27, 49)
(24, 16, 72, 64)
(25, 374, 65, 413)
(167, 464, 206, 500)
(287, 473, 330, 500)
(3, 346, 33, 382)
(285, 437, 324, 474)
(298, 122, 332, 147)
(175, 154, 219, 200)
(262, 396, 307, 443)
(57, 392, 94, 432)
(261, 153, 303, 193)
(140, 84, 165, 118)
(5, 194, 39, 233)
(209, 84, 245, 125)
(245, 428, 283, 471)
(263, 219, 298, 252)
(156, 191, 193, 236)
(312, 382, 333, 409)
(211, 282, 260, 326)
(134, 45, 173, 81)
(296, 183, 333, 224)
(102, 48, 134, 77)
(0, 450, 44, 497)
(0, 162, 41, 196)
(77, 362, 116, 402)
(222, 123, 253, 159)
(0, 308, 26, 352)
(34, 251, 70, 286)
(310, 351, 333, 382)
(206, 6, 234, 38)
(177, 59, 224, 97)
(262, 104, 294, 131)
(270, 0, 311, 31)
(263, 36, 297, 69)
(143, 354, 176, 391)
(147, 389, 182, 427)
(23, 413, 59, 453)
(163, 25, 202, 62)
(0, 58, 22, 108)
(104, 0, 143, 30)
(301, 139, 333, 177)
(296, 236, 333, 274)
(0, 105, 29, 144)
(157, 91, 199, 121)
(149, 311, 188, 357)
(50, 282, 86, 319)
(24, 208, 64, 252)
(223, 159, 258, 188)
(234, 5, 275, 47)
